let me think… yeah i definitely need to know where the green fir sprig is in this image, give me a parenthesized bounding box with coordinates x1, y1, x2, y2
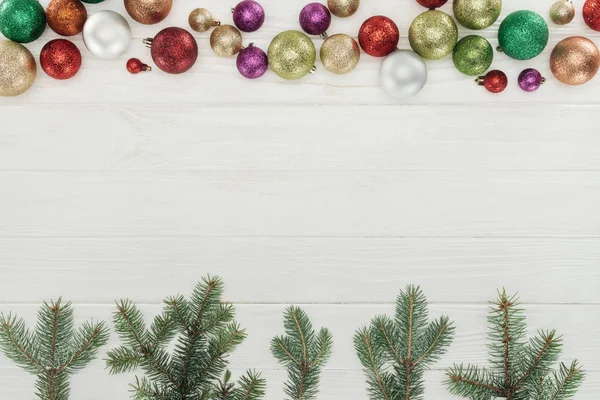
(354, 285, 455, 400)
(271, 306, 333, 400)
(445, 290, 585, 400)
(106, 275, 266, 400)
(0, 298, 109, 400)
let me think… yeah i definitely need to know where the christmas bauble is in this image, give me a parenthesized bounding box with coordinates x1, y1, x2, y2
(358, 16, 399, 57)
(417, 0, 448, 8)
(498, 10, 548, 60)
(0, 40, 36, 96)
(327, 0, 359, 18)
(550, 0, 575, 25)
(518, 68, 545, 92)
(126, 58, 151, 74)
(210, 25, 243, 57)
(583, 0, 600, 31)
(233, 0, 265, 33)
(320, 33, 360, 74)
(237, 44, 268, 79)
(409, 10, 457, 60)
(46, 0, 87, 36)
(81, 0, 103, 2)
(125, 0, 172, 25)
(40, 39, 81, 80)
(550, 36, 600, 85)
(268, 30, 316, 80)
(189, 8, 220, 32)
(300, 3, 331, 36)
(476, 69, 507, 93)
(144, 27, 198, 74)
(0, 0, 46, 43)
(83, 11, 131, 59)
(453, 0, 501, 30)
(380, 50, 427, 99)
(452, 35, 492, 76)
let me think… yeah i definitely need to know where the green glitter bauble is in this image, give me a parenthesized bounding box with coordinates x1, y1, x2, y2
(453, 0, 502, 30)
(268, 30, 316, 80)
(453, 35, 493, 76)
(409, 10, 458, 60)
(498, 10, 549, 60)
(0, 0, 46, 43)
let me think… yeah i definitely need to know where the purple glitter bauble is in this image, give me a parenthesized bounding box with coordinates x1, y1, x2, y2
(233, 0, 265, 33)
(299, 2, 331, 35)
(518, 68, 545, 92)
(236, 45, 268, 79)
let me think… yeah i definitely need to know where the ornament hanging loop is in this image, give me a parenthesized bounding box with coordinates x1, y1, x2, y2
(320, 32, 328, 39)
(310, 65, 317, 74)
(142, 38, 153, 48)
(475, 77, 485, 85)
(496, 46, 503, 53)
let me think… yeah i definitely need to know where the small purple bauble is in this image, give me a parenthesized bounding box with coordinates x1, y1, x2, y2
(237, 44, 268, 79)
(233, 0, 265, 32)
(518, 68, 545, 92)
(299, 2, 331, 35)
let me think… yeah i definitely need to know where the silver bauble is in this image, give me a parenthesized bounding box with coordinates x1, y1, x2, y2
(379, 50, 427, 99)
(83, 10, 131, 59)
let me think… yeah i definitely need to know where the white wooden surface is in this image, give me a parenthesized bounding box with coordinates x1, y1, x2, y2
(1, 0, 599, 399)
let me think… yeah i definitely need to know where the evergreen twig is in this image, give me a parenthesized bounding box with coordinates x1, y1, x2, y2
(354, 285, 455, 400)
(0, 298, 109, 400)
(445, 289, 585, 400)
(106, 275, 266, 400)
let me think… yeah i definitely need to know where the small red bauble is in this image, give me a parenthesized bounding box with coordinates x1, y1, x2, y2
(143, 27, 198, 74)
(583, 0, 600, 31)
(40, 39, 82, 80)
(416, 0, 448, 9)
(358, 16, 400, 57)
(126, 58, 151, 74)
(476, 70, 508, 93)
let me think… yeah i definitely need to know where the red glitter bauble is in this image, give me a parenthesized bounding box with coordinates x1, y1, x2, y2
(583, 0, 600, 31)
(416, 0, 448, 8)
(358, 16, 400, 57)
(147, 27, 198, 74)
(126, 58, 151, 74)
(482, 70, 508, 93)
(40, 39, 82, 80)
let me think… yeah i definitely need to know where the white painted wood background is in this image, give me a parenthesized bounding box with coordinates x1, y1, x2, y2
(1, 0, 599, 398)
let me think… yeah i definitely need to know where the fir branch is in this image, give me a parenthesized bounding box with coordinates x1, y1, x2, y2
(271, 306, 332, 400)
(355, 285, 455, 400)
(444, 290, 585, 400)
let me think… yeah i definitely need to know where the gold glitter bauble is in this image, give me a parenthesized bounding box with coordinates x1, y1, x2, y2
(409, 10, 458, 60)
(268, 30, 316, 80)
(550, 36, 600, 85)
(453, 0, 502, 30)
(46, 0, 87, 36)
(0, 40, 36, 96)
(124, 0, 172, 25)
(327, 0, 359, 18)
(320, 33, 360, 74)
(550, 0, 575, 25)
(189, 8, 220, 32)
(210, 25, 243, 57)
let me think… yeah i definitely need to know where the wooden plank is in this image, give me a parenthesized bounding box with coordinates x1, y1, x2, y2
(0, 171, 598, 237)
(0, 237, 598, 304)
(1, 105, 600, 172)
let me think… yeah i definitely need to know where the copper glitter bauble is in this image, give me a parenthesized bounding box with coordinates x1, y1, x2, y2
(320, 33, 360, 74)
(417, 0, 448, 8)
(0, 40, 36, 96)
(189, 8, 220, 32)
(210, 25, 243, 57)
(358, 16, 399, 57)
(40, 39, 81, 80)
(453, 0, 502, 30)
(583, 0, 600, 31)
(144, 27, 198, 74)
(550, 36, 600, 85)
(476, 69, 507, 93)
(409, 10, 458, 60)
(125, 0, 172, 25)
(268, 30, 316, 80)
(327, 0, 359, 18)
(46, 0, 87, 36)
(550, 0, 575, 25)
